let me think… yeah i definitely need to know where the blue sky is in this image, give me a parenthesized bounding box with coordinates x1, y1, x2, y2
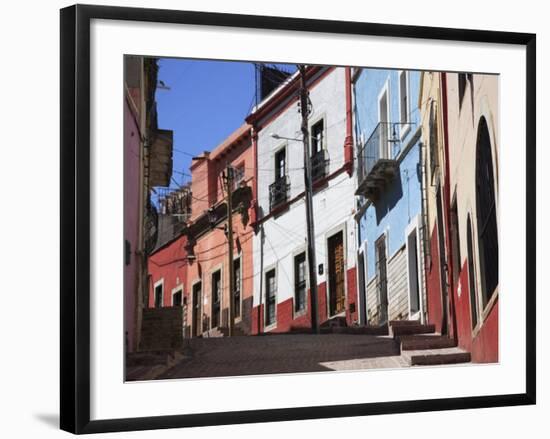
(155, 58, 296, 190)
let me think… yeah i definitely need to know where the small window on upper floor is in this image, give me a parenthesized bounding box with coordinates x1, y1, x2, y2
(399, 71, 409, 124)
(311, 119, 325, 155)
(399, 71, 411, 139)
(274, 148, 286, 180)
(154, 282, 163, 308)
(172, 290, 183, 307)
(232, 164, 245, 191)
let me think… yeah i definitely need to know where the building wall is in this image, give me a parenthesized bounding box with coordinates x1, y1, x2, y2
(124, 97, 141, 353)
(420, 71, 499, 362)
(419, 71, 448, 334)
(252, 67, 358, 332)
(354, 69, 425, 323)
(445, 72, 499, 362)
(386, 246, 409, 321)
(147, 234, 189, 309)
(185, 126, 255, 336)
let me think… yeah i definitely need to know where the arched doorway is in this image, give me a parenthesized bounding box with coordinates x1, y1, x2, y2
(475, 117, 498, 309)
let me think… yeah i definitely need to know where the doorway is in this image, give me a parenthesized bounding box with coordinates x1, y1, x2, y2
(407, 227, 421, 321)
(192, 281, 202, 337)
(327, 231, 345, 316)
(436, 187, 449, 335)
(375, 235, 389, 324)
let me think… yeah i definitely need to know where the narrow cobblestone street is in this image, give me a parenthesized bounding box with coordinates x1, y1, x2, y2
(157, 334, 408, 380)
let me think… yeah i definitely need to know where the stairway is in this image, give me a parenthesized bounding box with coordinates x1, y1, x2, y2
(390, 320, 471, 366)
(202, 326, 246, 337)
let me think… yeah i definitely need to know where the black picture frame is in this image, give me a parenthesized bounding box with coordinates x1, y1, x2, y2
(60, 4, 536, 434)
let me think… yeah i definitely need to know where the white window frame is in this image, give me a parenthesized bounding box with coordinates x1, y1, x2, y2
(309, 114, 327, 153)
(292, 245, 308, 319)
(153, 278, 164, 308)
(405, 215, 425, 323)
(377, 79, 391, 159)
(398, 70, 412, 140)
(209, 264, 224, 329)
(356, 240, 369, 326)
(273, 143, 288, 180)
(263, 264, 278, 331)
(171, 285, 184, 307)
(233, 254, 243, 323)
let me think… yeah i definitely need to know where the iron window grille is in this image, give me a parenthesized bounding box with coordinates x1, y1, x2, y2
(269, 175, 290, 211)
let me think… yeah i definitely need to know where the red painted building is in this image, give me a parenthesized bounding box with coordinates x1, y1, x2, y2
(184, 124, 256, 337)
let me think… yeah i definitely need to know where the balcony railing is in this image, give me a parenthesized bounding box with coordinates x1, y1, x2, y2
(269, 175, 290, 211)
(311, 149, 329, 182)
(356, 122, 409, 200)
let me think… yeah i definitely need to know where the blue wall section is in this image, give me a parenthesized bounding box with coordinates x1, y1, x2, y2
(353, 69, 422, 280)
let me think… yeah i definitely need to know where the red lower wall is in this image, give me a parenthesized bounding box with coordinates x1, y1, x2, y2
(251, 267, 356, 334)
(448, 257, 499, 363)
(471, 300, 498, 363)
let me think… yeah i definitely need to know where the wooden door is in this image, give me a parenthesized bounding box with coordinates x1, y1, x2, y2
(375, 236, 389, 324)
(192, 282, 201, 337)
(328, 231, 345, 316)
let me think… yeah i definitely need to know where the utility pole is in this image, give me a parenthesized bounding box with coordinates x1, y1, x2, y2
(224, 165, 236, 337)
(298, 64, 319, 334)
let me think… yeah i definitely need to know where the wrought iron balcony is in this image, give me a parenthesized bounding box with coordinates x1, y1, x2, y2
(356, 122, 407, 201)
(311, 149, 329, 182)
(269, 175, 290, 211)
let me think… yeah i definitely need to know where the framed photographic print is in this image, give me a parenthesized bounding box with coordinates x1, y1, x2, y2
(60, 4, 536, 434)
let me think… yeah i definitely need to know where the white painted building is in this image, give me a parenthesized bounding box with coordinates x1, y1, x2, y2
(247, 66, 359, 334)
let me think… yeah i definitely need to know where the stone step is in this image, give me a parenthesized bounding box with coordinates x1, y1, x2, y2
(391, 323, 436, 337)
(320, 316, 348, 328)
(403, 347, 471, 366)
(324, 325, 389, 336)
(398, 334, 457, 351)
(389, 319, 421, 327)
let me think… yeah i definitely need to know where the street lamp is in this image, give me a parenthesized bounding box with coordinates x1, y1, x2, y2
(270, 133, 302, 142)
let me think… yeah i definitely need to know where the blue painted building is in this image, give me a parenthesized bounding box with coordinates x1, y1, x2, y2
(352, 68, 427, 326)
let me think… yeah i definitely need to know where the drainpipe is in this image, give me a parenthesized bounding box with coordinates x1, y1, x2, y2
(440, 72, 458, 341)
(343, 67, 354, 175)
(419, 141, 429, 324)
(251, 126, 259, 226)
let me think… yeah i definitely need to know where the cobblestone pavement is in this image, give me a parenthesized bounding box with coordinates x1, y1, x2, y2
(157, 334, 408, 380)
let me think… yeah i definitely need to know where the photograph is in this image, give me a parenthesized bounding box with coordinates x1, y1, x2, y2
(124, 57, 499, 381)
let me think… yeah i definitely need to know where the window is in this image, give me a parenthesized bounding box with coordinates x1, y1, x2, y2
(270, 148, 289, 211)
(172, 289, 183, 307)
(311, 119, 324, 154)
(310, 119, 328, 181)
(399, 71, 409, 126)
(274, 148, 286, 180)
(407, 229, 420, 314)
(154, 281, 163, 308)
(475, 117, 498, 308)
(378, 84, 390, 158)
(211, 270, 221, 328)
(232, 164, 245, 191)
(265, 269, 277, 326)
(429, 100, 439, 179)
(294, 252, 307, 313)
(233, 257, 241, 318)
(450, 198, 462, 285)
(466, 215, 479, 329)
